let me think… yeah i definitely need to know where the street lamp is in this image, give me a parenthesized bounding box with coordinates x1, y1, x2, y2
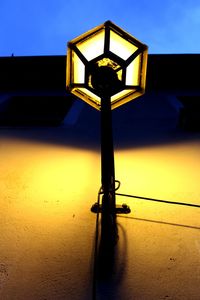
(66, 20, 148, 259)
(66, 20, 148, 110)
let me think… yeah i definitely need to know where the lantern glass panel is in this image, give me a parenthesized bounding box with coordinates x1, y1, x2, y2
(111, 89, 134, 104)
(73, 52, 85, 84)
(77, 30, 105, 61)
(126, 54, 141, 86)
(80, 88, 100, 102)
(110, 30, 138, 60)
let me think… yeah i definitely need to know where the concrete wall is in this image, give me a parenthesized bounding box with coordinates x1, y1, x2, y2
(0, 97, 200, 299)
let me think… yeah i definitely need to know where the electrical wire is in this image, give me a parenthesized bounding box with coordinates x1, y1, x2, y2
(114, 180, 121, 191)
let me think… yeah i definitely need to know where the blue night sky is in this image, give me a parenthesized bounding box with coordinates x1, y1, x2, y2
(0, 0, 200, 56)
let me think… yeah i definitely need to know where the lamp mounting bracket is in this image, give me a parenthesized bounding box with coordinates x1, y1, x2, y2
(91, 202, 131, 214)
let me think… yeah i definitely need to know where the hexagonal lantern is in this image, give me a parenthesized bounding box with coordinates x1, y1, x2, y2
(66, 20, 148, 110)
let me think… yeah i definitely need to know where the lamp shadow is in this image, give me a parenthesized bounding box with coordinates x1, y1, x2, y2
(91, 219, 128, 300)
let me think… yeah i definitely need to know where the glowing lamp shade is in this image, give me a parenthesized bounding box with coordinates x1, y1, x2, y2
(66, 20, 148, 110)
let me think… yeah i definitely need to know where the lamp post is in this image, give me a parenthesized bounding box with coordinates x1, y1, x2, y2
(66, 20, 148, 265)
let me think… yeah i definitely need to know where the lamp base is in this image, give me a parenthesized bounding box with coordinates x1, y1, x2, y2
(91, 203, 131, 214)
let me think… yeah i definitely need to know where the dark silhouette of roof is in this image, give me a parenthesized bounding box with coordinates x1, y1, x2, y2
(0, 54, 200, 128)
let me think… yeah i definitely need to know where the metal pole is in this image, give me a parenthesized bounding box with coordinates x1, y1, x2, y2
(98, 94, 117, 274)
(101, 95, 116, 215)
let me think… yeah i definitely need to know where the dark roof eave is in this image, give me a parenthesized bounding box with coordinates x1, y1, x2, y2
(0, 54, 200, 93)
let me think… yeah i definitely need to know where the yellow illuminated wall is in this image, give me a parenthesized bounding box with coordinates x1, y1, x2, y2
(0, 134, 200, 299)
(115, 141, 200, 226)
(0, 137, 100, 299)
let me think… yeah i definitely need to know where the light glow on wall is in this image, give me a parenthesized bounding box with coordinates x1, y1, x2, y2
(115, 141, 200, 226)
(1, 135, 200, 299)
(1, 137, 199, 226)
(0, 137, 99, 299)
(0, 137, 100, 225)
